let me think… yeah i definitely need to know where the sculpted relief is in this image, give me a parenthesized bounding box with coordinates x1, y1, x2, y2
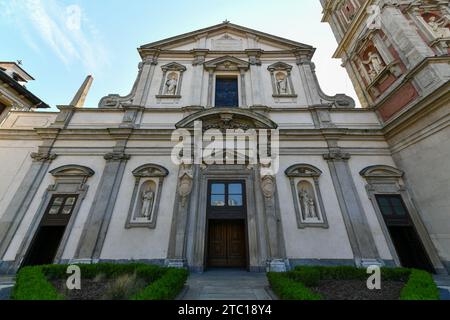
(427, 16, 450, 38)
(362, 50, 385, 80)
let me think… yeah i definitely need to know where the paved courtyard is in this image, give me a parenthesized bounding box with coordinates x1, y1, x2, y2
(0, 276, 15, 300)
(180, 269, 273, 300)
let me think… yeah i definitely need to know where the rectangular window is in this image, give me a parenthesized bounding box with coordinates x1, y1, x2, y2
(215, 77, 239, 107)
(375, 195, 408, 217)
(45, 195, 78, 216)
(209, 182, 244, 208)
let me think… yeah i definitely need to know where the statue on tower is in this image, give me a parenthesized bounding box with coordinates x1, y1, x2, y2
(362, 51, 385, 80)
(427, 16, 450, 39)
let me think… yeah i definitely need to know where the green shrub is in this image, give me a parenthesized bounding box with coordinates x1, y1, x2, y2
(293, 266, 411, 281)
(12, 263, 187, 300)
(267, 272, 322, 300)
(131, 268, 189, 300)
(103, 272, 146, 300)
(400, 269, 440, 300)
(273, 266, 439, 300)
(289, 268, 321, 287)
(12, 266, 63, 300)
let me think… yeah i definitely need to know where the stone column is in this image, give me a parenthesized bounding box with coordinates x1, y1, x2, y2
(190, 49, 208, 106)
(324, 150, 381, 266)
(296, 56, 321, 105)
(75, 152, 130, 261)
(239, 69, 247, 107)
(0, 152, 57, 260)
(207, 70, 214, 107)
(260, 173, 288, 272)
(134, 53, 159, 106)
(246, 49, 263, 106)
(166, 164, 194, 268)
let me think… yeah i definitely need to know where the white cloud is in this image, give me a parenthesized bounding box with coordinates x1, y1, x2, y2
(1, 0, 109, 74)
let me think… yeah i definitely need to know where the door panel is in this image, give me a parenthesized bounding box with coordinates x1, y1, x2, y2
(207, 220, 246, 268)
(207, 221, 228, 267)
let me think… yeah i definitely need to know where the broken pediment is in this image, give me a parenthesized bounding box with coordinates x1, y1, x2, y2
(176, 108, 278, 131)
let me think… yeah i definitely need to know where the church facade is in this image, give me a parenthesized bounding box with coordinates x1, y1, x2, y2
(0, 20, 448, 274)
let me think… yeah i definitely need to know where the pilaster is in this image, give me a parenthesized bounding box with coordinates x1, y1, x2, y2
(0, 152, 57, 260)
(323, 148, 381, 266)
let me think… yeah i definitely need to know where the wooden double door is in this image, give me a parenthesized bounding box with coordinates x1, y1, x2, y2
(207, 220, 247, 268)
(206, 181, 248, 268)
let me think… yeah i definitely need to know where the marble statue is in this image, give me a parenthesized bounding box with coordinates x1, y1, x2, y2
(300, 189, 318, 220)
(165, 73, 178, 95)
(362, 51, 385, 78)
(307, 197, 317, 219)
(141, 189, 155, 219)
(276, 72, 288, 95)
(427, 16, 450, 38)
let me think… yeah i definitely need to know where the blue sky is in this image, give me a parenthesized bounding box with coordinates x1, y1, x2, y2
(0, 0, 359, 109)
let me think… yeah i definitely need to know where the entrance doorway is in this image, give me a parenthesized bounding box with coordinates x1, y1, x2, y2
(215, 77, 239, 107)
(206, 181, 247, 269)
(376, 195, 434, 273)
(21, 194, 78, 267)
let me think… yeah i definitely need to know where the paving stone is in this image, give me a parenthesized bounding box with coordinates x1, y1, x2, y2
(181, 269, 272, 301)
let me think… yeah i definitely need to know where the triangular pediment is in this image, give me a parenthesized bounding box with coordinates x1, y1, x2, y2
(161, 62, 187, 72)
(267, 61, 294, 71)
(204, 56, 249, 71)
(139, 22, 313, 53)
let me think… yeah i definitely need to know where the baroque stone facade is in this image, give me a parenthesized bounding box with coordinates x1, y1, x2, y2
(321, 0, 450, 273)
(0, 21, 448, 274)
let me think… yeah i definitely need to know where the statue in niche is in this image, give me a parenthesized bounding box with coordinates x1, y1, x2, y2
(362, 51, 385, 79)
(427, 16, 450, 38)
(276, 72, 289, 95)
(165, 72, 179, 95)
(299, 189, 318, 220)
(140, 189, 155, 220)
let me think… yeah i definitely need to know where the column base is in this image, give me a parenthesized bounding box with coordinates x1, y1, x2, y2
(359, 258, 384, 268)
(67, 259, 99, 265)
(267, 259, 289, 272)
(165, 259, 187, 269)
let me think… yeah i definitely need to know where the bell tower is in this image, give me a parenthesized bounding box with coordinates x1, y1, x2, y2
(321, 0, 450, 273)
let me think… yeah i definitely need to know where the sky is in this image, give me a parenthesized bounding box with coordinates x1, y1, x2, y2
(0, 0, 359, 110)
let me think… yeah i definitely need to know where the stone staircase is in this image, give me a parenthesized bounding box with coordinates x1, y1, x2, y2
(0, 276, 15, 300)
(434, 275, 450, 300)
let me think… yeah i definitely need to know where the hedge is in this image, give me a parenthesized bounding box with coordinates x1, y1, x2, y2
(11, 266, 64, 300)
(400, 269, 440, 300)
(269, 266, 439, 300)
(267, 272, 322, 300)
(131, 268, 189, 300)
(12, 263, 188, 300)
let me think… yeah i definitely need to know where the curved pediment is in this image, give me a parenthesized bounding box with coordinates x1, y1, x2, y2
(50, 165, 95, 178)
(132, 164, 169, 178)
(285, 164, 323, 178)
(176, 108, 278, 130)
(360, 165, 404, 179)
